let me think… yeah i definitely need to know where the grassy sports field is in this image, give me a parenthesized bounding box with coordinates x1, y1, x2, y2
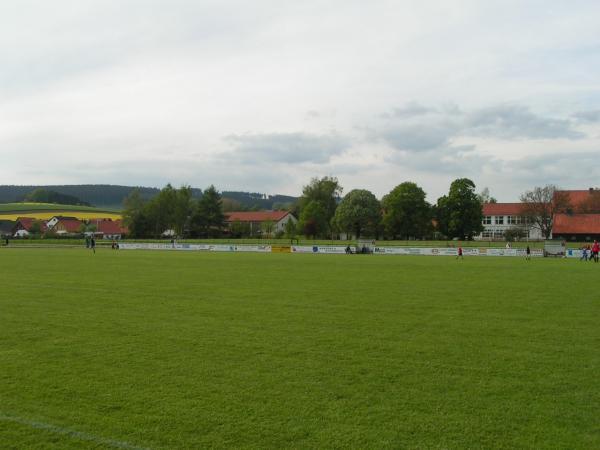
(1, 249, 598, 449)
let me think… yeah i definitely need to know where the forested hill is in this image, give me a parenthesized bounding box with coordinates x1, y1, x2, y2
(0, 185, 297, 210)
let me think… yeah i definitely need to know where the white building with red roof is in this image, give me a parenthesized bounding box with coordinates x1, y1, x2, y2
(477, 203, 543, 241)
(225, 211, 297, 237)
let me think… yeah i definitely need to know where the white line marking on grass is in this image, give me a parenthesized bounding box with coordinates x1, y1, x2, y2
(0, 413, 151, 450)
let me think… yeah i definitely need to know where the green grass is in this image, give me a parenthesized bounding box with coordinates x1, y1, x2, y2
(1, 249, 598, 449)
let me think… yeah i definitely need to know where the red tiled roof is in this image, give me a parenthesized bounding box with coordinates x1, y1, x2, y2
(16, 217, 48, 231)
(482, 203, 524, 216)
(89, 219, 128, 235)
(55, 219, 83, 233)
(553, 214, 600, 234)
(225, 211, 290, 222)
(555, 190, 598, 208)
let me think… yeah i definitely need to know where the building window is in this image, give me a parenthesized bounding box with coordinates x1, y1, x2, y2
(483, 216, 492, 225)
(508, 216, 523, 225)
(495, 216, 504, 225)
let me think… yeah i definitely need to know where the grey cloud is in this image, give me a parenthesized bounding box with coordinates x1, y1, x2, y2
(381, 122, 459, 151)
(465, 105, 584, 140)
(500, 151, 600, 184)
(386, 144, 492, 175)
(225, 132, 349, 164)
(391, 102, 434, 118)
(572, 109, 600, 123)
(377, 103, 584, 154)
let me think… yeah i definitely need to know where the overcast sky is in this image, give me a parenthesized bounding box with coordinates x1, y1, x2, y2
(1, 0, 600, 201)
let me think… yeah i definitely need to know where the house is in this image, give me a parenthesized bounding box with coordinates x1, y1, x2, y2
(476, 203, 543, 240)
(552, 214, 600, 241)
(13, 217, 48, 237)
(88, 218, 128, 239)
(52, 218, 84, 235)
(547, 188, 600, 240)
(225, 211, 297, 237)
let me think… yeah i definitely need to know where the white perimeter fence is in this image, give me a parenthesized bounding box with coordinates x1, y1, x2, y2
(119, 243, 551, 258)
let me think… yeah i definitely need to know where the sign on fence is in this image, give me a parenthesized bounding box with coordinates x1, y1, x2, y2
(119, 243, 544, 257)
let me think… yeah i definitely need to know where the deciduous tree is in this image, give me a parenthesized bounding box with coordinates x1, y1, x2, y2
(382, 182, 431, 239)
(298, 176, 342, 236)
(435, 178, 483, 240)
(520, 185, 571, 239)
(332, 189, 381, 239)
(192, 185, 226, 238)
(298, 200, 328, 239)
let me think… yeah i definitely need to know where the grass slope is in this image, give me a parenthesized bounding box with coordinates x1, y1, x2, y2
(0, 249, 598, 449)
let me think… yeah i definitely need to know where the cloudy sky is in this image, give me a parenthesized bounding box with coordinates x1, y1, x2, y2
(1, 0, 600, 201)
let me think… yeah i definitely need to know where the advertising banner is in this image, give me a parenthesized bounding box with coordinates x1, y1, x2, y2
(119, 243, 544, 257)
(291, 246, 350, 254)
(566, 249, 583, 259)
(119, 243, 270, 253)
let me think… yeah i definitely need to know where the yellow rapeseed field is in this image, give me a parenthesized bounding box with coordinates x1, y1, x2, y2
(0, 212, 122, 221)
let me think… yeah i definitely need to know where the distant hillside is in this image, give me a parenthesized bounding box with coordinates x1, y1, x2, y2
(0, 185, 298, 210)
(25, 188, 90, 206)
(222, 191, 297, 211)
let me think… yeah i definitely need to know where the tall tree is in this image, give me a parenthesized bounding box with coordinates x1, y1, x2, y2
(332, 189, 381, 239)
(173, 186, 193, 237)
(122, 188, 151, 238)
(382, 182, 432, 239)
(435, 178, 483, 239)
(298, 176, 342, 236)
(298, 200, 328, 239)
(192, 185, 226, 238)
(520, 185, 571, 239)
(147, 184, 177, 237)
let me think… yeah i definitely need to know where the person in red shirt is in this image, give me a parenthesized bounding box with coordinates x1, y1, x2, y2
(456, 246, 463, 260)
(592, 241, 599, 263)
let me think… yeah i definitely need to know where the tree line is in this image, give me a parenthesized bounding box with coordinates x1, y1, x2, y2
(295, 176, 484, 240)
(123, 185, 226, 238)
(123, 177, 489, 240)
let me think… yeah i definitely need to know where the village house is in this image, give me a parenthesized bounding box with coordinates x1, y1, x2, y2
(225, 211, 297, 237)
(88, 218, 128, 240)
(476, 203, 543, 241)
(51, 217, 84, 235)
(552, 214, 600, 242)
(551, 188, 600, 241)
(13, 217, 48, 237)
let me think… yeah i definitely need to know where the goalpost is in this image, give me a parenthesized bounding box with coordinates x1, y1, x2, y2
(544, 240, 566, 257)
(356, 239, 376, 254)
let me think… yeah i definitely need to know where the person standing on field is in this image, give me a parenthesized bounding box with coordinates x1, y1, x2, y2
(91, 237, 96, 254)
(592, 241, 600, 262)
(456, 246, 463, 260)
(526, 245, 531, 261)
